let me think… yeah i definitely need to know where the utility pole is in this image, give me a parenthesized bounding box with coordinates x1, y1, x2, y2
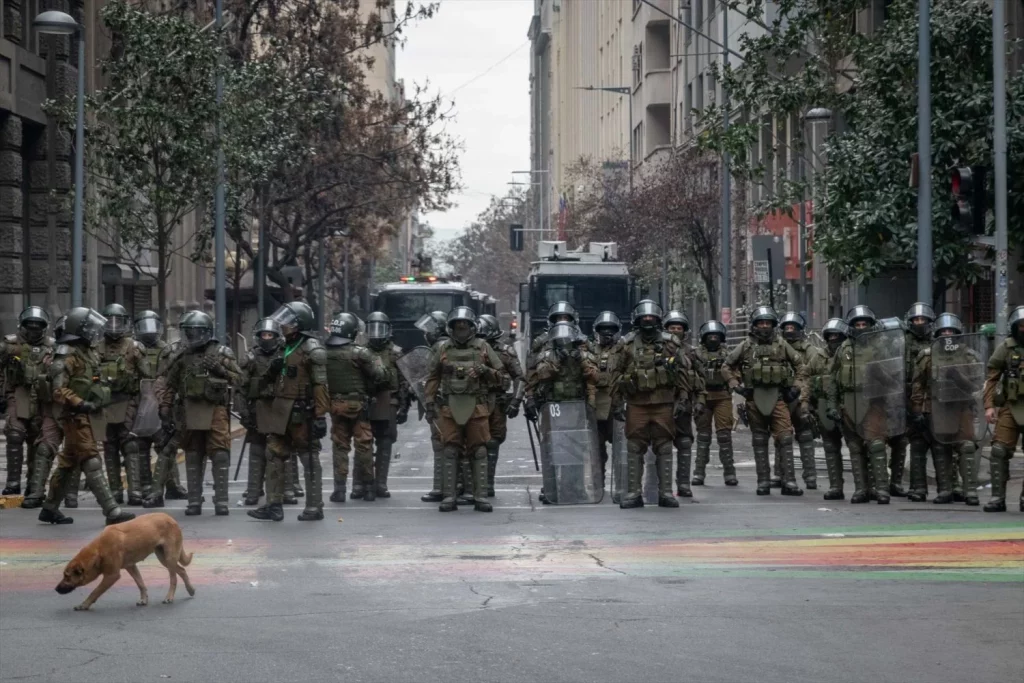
(213, 0, 227, 340)
(720, 4, 731, 324)
(916, 0, 932, 305)
(993, 0, 1008, 336)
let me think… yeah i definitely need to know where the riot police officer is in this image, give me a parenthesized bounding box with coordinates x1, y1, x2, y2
(588, 311, 626, 491)
(897, 303, 936, 498)
(477, 314, 524, 497)
(692, 320, 737, 486)
(424, 307, 505, 513)
(239, 319, 283, 506)
(42, 307, 135, 525)
(530, 302, 579, 358)
(2, 307, 61, 503)
(778, 312, 822, 490)
(664, 310, 705, 498)
(160, 311, 240, 516)
(248, 302, 328, 521)
(982, 305, 1024, 512)
(418, 311, 451, 503)
(816, 319, 850, 500)
(364, 312, 410, 500)
(723, 306, 809, 497)
(133, 311, 180, 501)
(615, 301, 692, 509)
(97, 303, 152, 506)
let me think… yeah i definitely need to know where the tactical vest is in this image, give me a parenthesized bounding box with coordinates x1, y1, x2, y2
(143, 344, 163, 374)
(492, 342, 515, 392)
(440, 340, 487, 398)
(741, 339, 794, 388)
(99, 338, 138, 394)
(905, 332, 930, 392)
(591, 343, 621, 390)
(629, 337, 676, 395)
(180, 345, 231, 404)
(275, 338, 315, 400)
(548, 356, 586, 401)
(697, 346, 728, 389)
(325, 346, 369, 398)
(997, 340, 1023, 405)
(3, 336, 52, 395)
(66, 347, 111, 407)
(245, 350, 278, 400)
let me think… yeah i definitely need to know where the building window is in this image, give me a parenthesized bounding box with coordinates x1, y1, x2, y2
(632, 44, 642, 86)
(708, 0, 716, 18)
(646, 21, 670, 70)
(694, 0, 703, 29)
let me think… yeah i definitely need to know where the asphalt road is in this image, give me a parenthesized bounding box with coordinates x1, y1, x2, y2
(1, 417, 1022, 683)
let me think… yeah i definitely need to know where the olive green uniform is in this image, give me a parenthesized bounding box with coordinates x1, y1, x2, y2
(266, 336, 330, 517)
(424, 337, 505, 508)
(588, 338, 627, 487)
(325, 340, 385, 500)
(366, 343, 409, 498)
(97, 335, 152, 504)
(693, 342, 737, 484)
(486, 339, 524, 494)
(239, 346, 280, 504)
(808, 344, 846, 497)
(776, 338, 824, 488)
(613, 332, 691, 505)
(894, 331, 932, 496)
(161, 341, 241, 514)
(982, 338, 1024, 511)
(142, 340, 189, 506)
(723, 333, 809, 494)
(673, 340, 706, 495)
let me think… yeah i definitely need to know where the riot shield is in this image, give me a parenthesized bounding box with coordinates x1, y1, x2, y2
(538, 400, 603, 505)
(847, 329, 906, 440)
(397, 346, 432, 407)
(930, 334, 988, 444)
(132, 378, 161, 437)
(611, 424, 658, 505)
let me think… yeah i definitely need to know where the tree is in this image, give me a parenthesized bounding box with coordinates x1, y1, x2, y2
(699, 0, 1024, 293)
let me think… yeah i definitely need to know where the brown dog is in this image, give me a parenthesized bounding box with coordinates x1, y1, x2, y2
(56, 512, 195, 610)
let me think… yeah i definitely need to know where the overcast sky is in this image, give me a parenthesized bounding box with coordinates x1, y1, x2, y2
(397, 0, 533, 244)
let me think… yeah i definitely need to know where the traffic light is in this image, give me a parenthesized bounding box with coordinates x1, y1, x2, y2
(951, 166, 987, 235)
(509, 223, 524, 251)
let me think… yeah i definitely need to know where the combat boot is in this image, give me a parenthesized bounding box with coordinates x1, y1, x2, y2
(849, 439, 870, 504)
(907, 438, 929, 502)
(779, 436, 804, 497)
(298, 450, 324, 520)
(867, 439, 890, 504)
(931, 445, 955, 504)
(718, 430, 738, 486)
(473, 451, 492, 512)
(20, 443, 56, 509)
(796, 429, 817, 490)
(38, 508, 73, 525)
(889, 447, 907, 497)
(124, 439, 145, 506)
(983, 444, 1009, 512)
(248, 503, 284, 521)
(64, 469, 81, 508)
(350, 482, 364, 500)
(959, 442, 979, 506)
(422, 449, 444, 502)
(485, 441, 499, 498)
(692, 433, 711, 485)
(619, 446, 645, 509)
(82, 456, 135, 525)
(39, 463, 78, 524)
(752, 431, 772, 496)
(674, 437, 692, 498)
(770, 446, 783, 488)
(291, 455, 304, 498)
(375, 441, 394, 498)
(184, 451, 204, 516)
(439, 447, 459, 512)
(456, 456, 475, 505)
(165, 463, 189, 499)
(212, 449, 230, 516)
(244, 438, 266, 505)
(822, 438, 845, 501)
(3, 433, 24, 495)
(363, 478, 377, 502)
(330, 478, 346, 503)
(283, 457, 299, 505)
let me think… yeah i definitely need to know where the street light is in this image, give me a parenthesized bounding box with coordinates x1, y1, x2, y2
(34, 11, 85, 307)
(799, 107, 833, 324)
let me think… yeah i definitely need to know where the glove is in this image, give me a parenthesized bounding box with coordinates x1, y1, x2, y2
(523, 397, 539, 422)
(826, 405, 841, 423)
(692, 402, 707, 419)
(203, 354, 226, 376)
(425, 403, 438, 423)
(312, 416, 328, 439)
(673, 399, 690, 418)
(75, 400, 98, 414)
(396, 407, 409, 425)
(612, 406, 626, 422)
(783, 386, 801, 403)
(505, 400, 521, 419)
(267, 357, 284, 377)
(241, 411, 256, 431)
(568, 346, 582, 361)
(653, 355, 666, 367)
(733, 385, 753, 400)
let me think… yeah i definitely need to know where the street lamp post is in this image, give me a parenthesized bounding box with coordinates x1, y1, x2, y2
(34, 11, 84, 308)
(214, 0, 227, 341)
(800, 107, 832, 325)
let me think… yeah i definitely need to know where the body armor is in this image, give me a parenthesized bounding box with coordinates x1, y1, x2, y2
(2, 334, 54, 418)
(326, 345, 373, 399)
(178, 346, 233, 405)
(438, 339, 490, 401)
(696, 345, 729, 391)
(244, 349, 278, 401)
(64, 347, 111, 408)
(275, 338, 324, 400)
(624, 334, 678, 404)
(994, 339, 1023, 406)
(98, 337, 141, 396)
(741, 338, 795, 388)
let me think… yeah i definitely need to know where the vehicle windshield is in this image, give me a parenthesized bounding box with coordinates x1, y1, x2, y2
(380, 291, 470, 320)
(531, 277, 630, 320)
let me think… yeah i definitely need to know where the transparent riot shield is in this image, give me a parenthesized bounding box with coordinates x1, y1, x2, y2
(930, 334, 988, 444)
(132, 378, 161, 438)
(611, 423, 658, 505)
(538, 400, 604, 505)
(396, 346, 432, 407)
(847, 328, 906, 440)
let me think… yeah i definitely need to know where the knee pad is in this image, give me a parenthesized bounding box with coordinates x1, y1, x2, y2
(35, 442, 55, 461)
(4, 428, 24, 447)
(777, 434, 794, 448)
(991, 442, 1010, 461)
(715, 429, 732, 445)
(960, 441, 977, 457)
(485, 439, 500, 453)
(655, 441, 673, 457)
(81, 457, 103, 474)
(122, 439, 140, 457)
(751, 431, 770, 448)
(674, 436, 693, 451)
(867, 439, 887, 455)
(796, 430, 814, 445)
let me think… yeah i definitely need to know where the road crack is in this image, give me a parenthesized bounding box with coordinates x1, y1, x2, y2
(587, 552, 627, 576)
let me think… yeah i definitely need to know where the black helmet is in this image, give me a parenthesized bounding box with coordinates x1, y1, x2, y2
(905, 302, 935, 340)
(547, 301, 578, 326)
(133, 310, 163, 347)
(62, 307, 107, 346)
(253, 318, 284, 353)
(845, 305, 877, 335)
(476, 314, 502, 341)
(18, 306, 49, 344)
(102, 303, 131, 339)
(180, 310, 214, 349)
(269, 301, 315, 339)
(1009, 305, 1024, 341)
(416, 311, 449, 346)
(593, 311, 621, 345)
(779, 311, 805, 342)
(53, 315, 67, 341)
(632, 300, 663, 326)
(822, 318, 849, 351)
(699, 320, 727, 349)
(749, 306, 778, 341)
(328, 313, 360, 346)
(933, 312, 964, 337)
(447, 306, 478, 344)
(548, 322, 578, 350)
(366, 311, 391, 349)
(664, 310, 690, 332)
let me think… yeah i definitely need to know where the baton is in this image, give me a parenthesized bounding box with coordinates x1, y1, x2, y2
(525, 418, 540, 472)
(233, 432, 250, 481)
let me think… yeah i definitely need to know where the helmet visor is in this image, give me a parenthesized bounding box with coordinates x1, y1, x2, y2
(415, 313, 439, 338)
(269, 306, 299, 336)
(78, 310, 108, 345)
(367, 321, 390, 341)
(105, 315, 131, 338)
(134, 317, 162, 339)
(183, 325, 213, 348)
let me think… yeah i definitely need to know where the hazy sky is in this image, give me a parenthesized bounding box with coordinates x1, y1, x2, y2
(397, 0, 534, 244)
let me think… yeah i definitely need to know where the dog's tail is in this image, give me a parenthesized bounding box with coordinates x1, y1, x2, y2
(179, 547, 193, 567)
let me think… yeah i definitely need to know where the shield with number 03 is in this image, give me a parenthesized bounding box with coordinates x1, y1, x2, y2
(538, 400, 604, 505)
